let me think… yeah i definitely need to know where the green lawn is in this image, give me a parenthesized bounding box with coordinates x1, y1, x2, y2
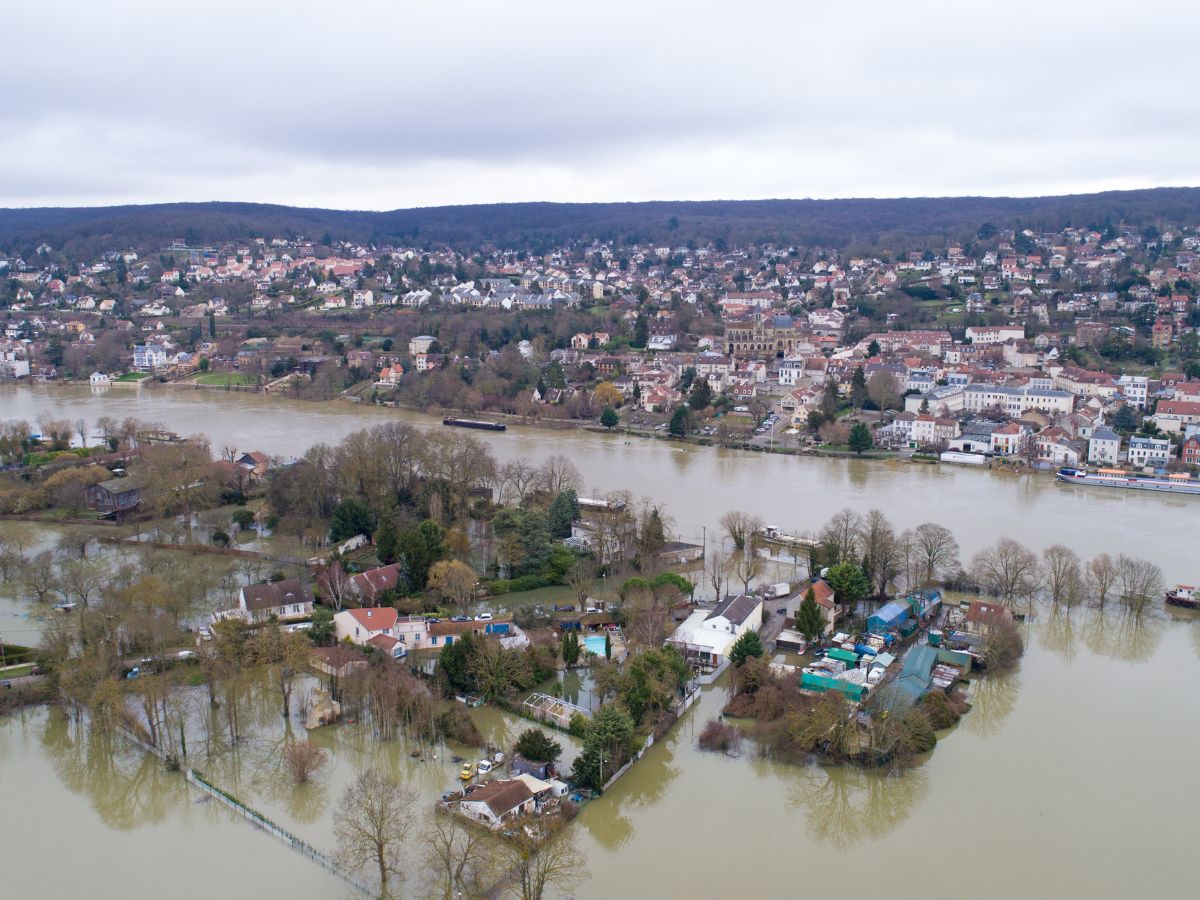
(0, 664, 35, 679)
(115, 372, 151, 382)
(194, 372, 258, 386)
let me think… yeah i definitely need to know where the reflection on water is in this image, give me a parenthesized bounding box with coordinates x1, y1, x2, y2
(962, 670, 1020, 738)
(39, 710, 188, 830)
(1039, 607, 1082, 664)
(1082, 607, 1165, 663)
(785, 763, 928, 849)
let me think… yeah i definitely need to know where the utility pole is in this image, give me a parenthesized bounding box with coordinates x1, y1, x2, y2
(0, 633, 6, 671)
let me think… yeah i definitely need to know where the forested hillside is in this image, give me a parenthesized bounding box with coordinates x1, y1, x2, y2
(2, 188, 1199, 258)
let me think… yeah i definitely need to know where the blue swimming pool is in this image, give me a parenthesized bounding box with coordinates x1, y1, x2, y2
(583, 635, 607, 656)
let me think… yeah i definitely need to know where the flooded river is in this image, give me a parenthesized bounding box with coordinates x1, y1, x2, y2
(3, 383, 1200, 898)
(2, 383, 1196, 582)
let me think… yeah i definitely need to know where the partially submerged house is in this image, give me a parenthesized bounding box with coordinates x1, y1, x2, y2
(84, 477, 142, 514)
(666, 593, 763, 670)
(217, 578, 314, 624)
(455, 779, 535, 828)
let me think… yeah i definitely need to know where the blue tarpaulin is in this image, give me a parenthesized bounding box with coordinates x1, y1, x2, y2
(868, 601, 911, 631)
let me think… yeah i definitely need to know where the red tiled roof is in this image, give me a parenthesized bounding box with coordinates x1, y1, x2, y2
(343, 607, 398, 630)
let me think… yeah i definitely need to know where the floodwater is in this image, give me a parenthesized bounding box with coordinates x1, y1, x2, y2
(2, 383, 1196, 582)
(4, 384, 1200, 898)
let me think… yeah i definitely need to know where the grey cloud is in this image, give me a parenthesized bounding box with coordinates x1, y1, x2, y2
(2, 0, 1199, 208)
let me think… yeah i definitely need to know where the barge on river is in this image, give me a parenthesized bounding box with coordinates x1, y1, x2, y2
(1056, 467, 1200, 495)
(443, 417, 506, 432)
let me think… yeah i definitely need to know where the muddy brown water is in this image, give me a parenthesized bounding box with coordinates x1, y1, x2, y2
(3, 384, 1200, 897)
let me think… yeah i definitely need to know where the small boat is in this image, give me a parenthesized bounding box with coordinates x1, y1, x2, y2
(443, 417, 506, 432)
(53, 600, 77, 612)
(1165, 585, 1200, 609)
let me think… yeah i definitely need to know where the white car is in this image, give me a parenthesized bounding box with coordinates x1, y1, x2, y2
(477, 759, 494, 776)
(475, 613, 493, 621)
(585, 606, 600, 614)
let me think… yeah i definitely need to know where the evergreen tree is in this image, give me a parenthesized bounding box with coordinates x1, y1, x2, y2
(848, 422, 873, 455)
(374, 515, 399, 565)
(850, 366, 868, 409)
(548, 489, 580, 538)
(330, 497, 373, 542)
(600, 406, 619, 429)
(689, 376, 712, 410)
(728, 630, 764, 666)
(795, 586, 825, 639)
(562, 630, 580, 666)
(867, 339, 881, 357)
(821, 378, 840, 418)
(669, 404, 691, 437)
(826, 560, 869, 606)
(397, 519, 443, 590)
(513, 728, 562, 764)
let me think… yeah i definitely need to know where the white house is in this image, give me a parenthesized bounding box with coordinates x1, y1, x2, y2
(216, 578, 314, 624)
(1087, 426, 1121, 465)
(666, 593, 763, 670)
(88, 371, 111, 386)
(1127, 436, 1172, 469)
(455, 779, 535, 828)
(333, 607, 429, 651)
(1116, 375, 1150, 409)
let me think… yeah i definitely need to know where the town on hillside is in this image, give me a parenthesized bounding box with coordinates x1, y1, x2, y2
(4, 222, 1200, 474)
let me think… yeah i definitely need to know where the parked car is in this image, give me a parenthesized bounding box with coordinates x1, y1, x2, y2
(585, 606, 600, 614)
(425, 616, 441, 624)
(451, 615, 470, 623)
(477, 759, 494, 776)
(458, 763, 475, 781)
(475, 613, 493, 621)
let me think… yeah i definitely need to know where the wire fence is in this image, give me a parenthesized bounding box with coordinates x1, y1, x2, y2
(111, 724, 372, 896)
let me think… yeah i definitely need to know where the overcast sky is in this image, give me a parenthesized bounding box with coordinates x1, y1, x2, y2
(4, 0, 1199, 210)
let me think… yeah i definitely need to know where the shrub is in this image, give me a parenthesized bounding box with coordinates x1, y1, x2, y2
(698, 718, 743, 755)
(282, 741, 328, 784)
(982, 620, 1025, 673)
(438, 705, 483, 747)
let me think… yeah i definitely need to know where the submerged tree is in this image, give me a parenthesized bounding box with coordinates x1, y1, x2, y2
(333, 769, 418, 898)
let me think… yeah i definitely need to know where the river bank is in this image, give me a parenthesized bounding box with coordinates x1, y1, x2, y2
(4, 382, 1197, 585)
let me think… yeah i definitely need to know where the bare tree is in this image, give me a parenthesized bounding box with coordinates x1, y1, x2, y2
(497, 826, 585, 900)
(820, 507, 862, 564)
(732, 550, 764, 595)
(720, 511, 762, 553)
(858, 509, 899, 597)
(566, 557, 595, 606)
(1086, 553, 1118, 608)
(427, 559, 478, 615)
(333, 769, 418, 898)
(423, 815, 494, 900)
(970, 538, 1041, 608)
(1116, 554, 1163, 615)
(867, 371, 901, 411)
(536, 453, 581, 496)
(1042, 545, 1083, 607)
(282, 740, 328, 784)
(317, 561, 356, 611)
(909, 522, 960, 586)
(706, 543, 728, 601)
(23, 551, 63, 605)
(498, 458, 539, 505)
